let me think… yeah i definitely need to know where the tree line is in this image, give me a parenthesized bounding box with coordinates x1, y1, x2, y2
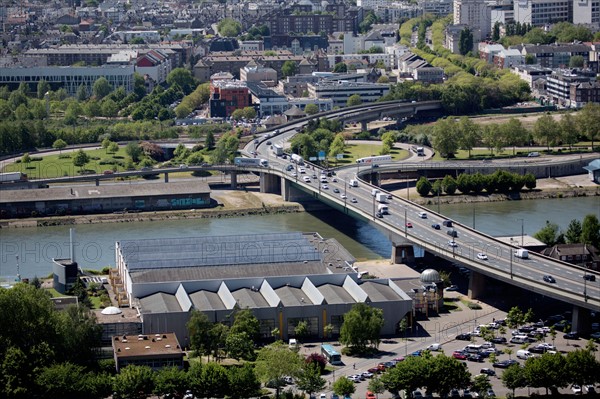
(533, 214, 600, 248)
(416, 171, 537, 197)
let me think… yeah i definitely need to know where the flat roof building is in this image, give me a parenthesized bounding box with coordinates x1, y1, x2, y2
(112, 333, 184, 372)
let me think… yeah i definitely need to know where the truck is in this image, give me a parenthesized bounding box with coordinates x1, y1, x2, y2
(291, 153, 304, 165)
(514, 248, 529, 259)
(376, 193, 387, 203)
(349, 179, 358, 187)
(273, 144, 284, 156)
(377, 204, 389, 214)
(0, 172, 27, 183)
(234, 157, 269, 167)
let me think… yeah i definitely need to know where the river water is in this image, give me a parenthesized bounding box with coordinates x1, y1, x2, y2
(0, 196, 597, 279)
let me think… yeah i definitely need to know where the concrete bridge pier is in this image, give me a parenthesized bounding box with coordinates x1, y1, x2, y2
(391, 239, 415, 265)
(260, 172, 281, 194)
(230, 172, 237, 189)
(361, 121, 368, 131)
(164, 173, 169, 183)
(571, 305, 592, 334)
(370, 173, 380, 186)
(467, 270, 486, 299)
(281, 179, 314, 202)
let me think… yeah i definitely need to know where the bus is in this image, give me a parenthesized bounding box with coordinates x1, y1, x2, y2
(355, 155, 392, 164)
(321, 344, 342, 365)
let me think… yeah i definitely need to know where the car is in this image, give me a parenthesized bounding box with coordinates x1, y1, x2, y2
(179, 164, 187, 169)
(572, 385, 582, 395)
(409, 350, 422, 357)
(366, 392, 376, 399)
(367, 367, 380, 374)
(486, 389, 496, 398)
(452, 351, 467, 360)
(445, 285, 459, 291)
(584, 274, 596, 281)
(543, 275, 556, 283)
(528, 152, 540, 157)
(412, 390, 424, 398)
(341, 194, 347, 199)
(322, 184, 329, 190)
(347, 375, 361, 383)
(375, 212, 383, 218)
(456, 333, 471, 340)
(584, 385, 596, 394)
(103, 170, 114, 175)
(462, 389, 477, 398)
(590, 332, 600, 339)
(299, 167, 306, 174)
(448, 241, 458, 248)
(406, 222, 413, 228)
(467, 353, 483, 362)
(493, 359, 518, 368)
(480, 368, 496, 376)
(393, 357, 405, 362)
(362, 371, 374, 379)
(266, 141, 272, 146)
(351, 198, 358, 203)
(431, 223, 441, 230)
(476, 253, 488, 260)
(284, 376, 294, 384)
(564, 332, 580, 339)
(418, 212, 428, 218)
(332, 178, 338, 182)
(490, 337, 507, 344)
(449, 389, 460, 398)
(333, 188, 340, 193)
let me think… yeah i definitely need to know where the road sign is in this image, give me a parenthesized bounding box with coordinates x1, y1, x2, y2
(309, 157, 317, 161)
(336, 153, 344, 160)
(318, 151, 326, 160)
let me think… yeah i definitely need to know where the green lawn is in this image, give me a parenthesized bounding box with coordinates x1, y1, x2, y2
(331, 143, 409, 166)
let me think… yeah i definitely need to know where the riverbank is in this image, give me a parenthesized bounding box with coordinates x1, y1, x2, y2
(1, 176, 597, 229)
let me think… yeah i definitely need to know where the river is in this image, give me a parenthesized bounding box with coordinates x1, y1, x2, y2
(0, 196, 597, 280)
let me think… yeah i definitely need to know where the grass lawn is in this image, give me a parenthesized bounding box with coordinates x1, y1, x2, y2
(443, 298, 462, 312)
(44, 287, 70, 298)
(331, 143, 409, 166)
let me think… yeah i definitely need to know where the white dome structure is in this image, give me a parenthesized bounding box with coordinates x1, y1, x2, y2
(101, 306, 122, 315)
(420, 269, 441, 284)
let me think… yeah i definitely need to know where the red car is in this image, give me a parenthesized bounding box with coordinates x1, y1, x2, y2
(406, 222, 413, 228)
(367, 367, 380, 374)
(452, 351, 467, 360)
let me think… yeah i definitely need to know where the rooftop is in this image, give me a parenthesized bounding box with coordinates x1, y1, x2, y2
(113, 333, 183, 359)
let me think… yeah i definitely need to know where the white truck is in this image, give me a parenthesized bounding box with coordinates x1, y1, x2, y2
(0, 172, 27, 183)
(377, 204, 389, 214)
(349, 179, 358, 187)
(291, 153, 304, 165)
(514, 248, 529, 259)
(376, 193, 387, 203)
(273, 144, 284, 156)
(234, 157, 269, 167)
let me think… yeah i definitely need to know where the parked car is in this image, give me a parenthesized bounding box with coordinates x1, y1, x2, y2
(467, 354, 483, 362)
(490, 337, 507, 344)
(493, 359, 518, 368)
(452, 351, 467, 360)
(572, 385, 582, 395)
(361, 371, 374, 379)
(456, 333, 471, 340)
(445, 285, 459, 291)
(564, 332, 580, 339)
(480, 368, 496, 377)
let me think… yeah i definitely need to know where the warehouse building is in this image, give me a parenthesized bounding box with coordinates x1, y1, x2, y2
(0, 181, 211, 218)
(110, 232, 413, 344)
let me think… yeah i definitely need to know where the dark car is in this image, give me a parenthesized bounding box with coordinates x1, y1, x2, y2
(467, 354, 483, 362)
(529, 345, 549, 354)
(564, 332, 580, 339)
(432, 223, 441, 230)
(491, 337, 507, 344)
(375, 212, 383, 218)
(543, 275, 556, 283)
(333, 188, 340, 193)
(493, 359, 518, 368)
(480, 368, 496, 377)
(442, 220, 453, 227)
(584, 274, 596, 281)
(456, 333, 472, 340)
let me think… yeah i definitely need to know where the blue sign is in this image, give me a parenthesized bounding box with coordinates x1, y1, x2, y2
(318, 151, 326, 160)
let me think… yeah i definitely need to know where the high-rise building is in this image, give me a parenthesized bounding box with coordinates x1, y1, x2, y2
(573, 0, 600, 25)
(453, 0, 492, 39)
(513, 0, 572, 25)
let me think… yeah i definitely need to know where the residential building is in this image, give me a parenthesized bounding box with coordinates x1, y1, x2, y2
(418, 0, 454, 16)
(573, 0, 600, 25)
(513, 0, 572, 26)
(491, 0, 515, 25)
(307, 80, 390, 108)
(246, 81, 289, 116)
(240, 61, 278, 83)
(209, 79, 251, 117)
(494, 48, 525, 69)
(519, 43, 591, 69)
(239, 40, 265, 52)
(264, 35, 330, 54)
(546, 69, 599, 107)
(542, 244, 599, 269)
(326, 52, 394, 69)
(511, 64, 553, 88)
(136, 49, 172, 84)
(445, 24, 481, 54)
(263, 3, 362, 35)
(113, 333, 184, 372)
(454, 0, 492, 39)
(413, 67, 444, 83)
(372, 3, 422, 23)
(479, 42, 506, 63)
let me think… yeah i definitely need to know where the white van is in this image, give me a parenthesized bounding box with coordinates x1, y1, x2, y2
(418, 212, 428, 219)
(371, 188, 380, 197)
(510, 335, 528, 344)
(517, 349, 532, 359)
(349, 179, 358, 187)
(427, 343, 443, 351)
(465, 344, 482, 353)
(289, 338, 298, 348)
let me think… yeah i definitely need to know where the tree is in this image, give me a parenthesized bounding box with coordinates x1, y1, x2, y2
(368, 376, 385, 397)
(35, 362, 88, 399)
(333, 62, 347, 73)
(569, 55, 585, 68)
(347, 94, 362, 107)
(228, 364, 261, 399)
(21, 153, 31, 167)
(92, 77, 112, 99)
(37, 80, 51, 100)
(332, 376, 356, 397)
(432, 118, 459, 158)
(524, 173, 536, 190)
(296, 363, 326, 396)
(524, 352, 568, 395)
(73, 149, 90, 172)
(187, 310, 215, 358)
(225, 332, 255, 361)
(281, 61, 298, 78)
(471, 373, 492, 397)
(153, 366, 188, 399)
(577, 102, 600, 150)
(533, 221, 561, 246)
(108, 142, 119, 154)
(559, 113, 579, 150)
(328, 133, 345, 159)
(205, 131, 215, 150)
(112, 365, 155, 399)
(101, 138, 111, 153)
(458, 27, 473, 55)
(200, 362, 230, 398)
(76, 84, 90, 102)
(173, 143, 191, 161)
(217, 18, 242, 37)
(501, 364, 528, 397)
(294, 320, 309, 342)
(305, 353, 327, 374)
(533, 114, 561, 150)
(167, 68, 196, 94)
(416, 176, 432, 197)
(254, 342, 304, 398)
(442, 175, 457, 195)
(581, 214, 600, 248)
(304, 103, 319, 115)
(566, 349, 600, 387)
(565, 219, 583, 244)
(428, 355, 471, 397)
(457, 116, 480, 157)
(381, 355, 428, 396)
(339, 303, 384, 354)
(125, 142, 142, 163)
(211, 132, 239, 164)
